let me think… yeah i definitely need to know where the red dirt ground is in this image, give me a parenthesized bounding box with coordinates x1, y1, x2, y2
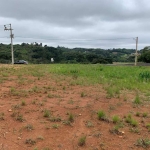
(0, 67, 150, 150)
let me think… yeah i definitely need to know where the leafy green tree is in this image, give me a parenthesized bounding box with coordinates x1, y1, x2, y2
(138, 46, 150, 63)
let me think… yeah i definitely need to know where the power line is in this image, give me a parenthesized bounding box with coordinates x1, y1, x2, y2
(15, 36, 134, 42)
(0, 36, 9, 38)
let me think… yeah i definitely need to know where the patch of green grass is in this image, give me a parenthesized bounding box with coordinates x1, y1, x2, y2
(136, 138, 150, 148)
(97, 110, 106, 120)
(16, 114, 24, 122)
(131, 119, 138, 127)
(81, 92, 86, 97)
(49, 116, 61, 122)
(25, 124, 34, 131)
(0, 113, 4, 120)
(68, 99, 74, 104)
(112, 115, 120, 123)
(78, 136, 86, 146)
(129, 127, 139, 133)
(139, 71, 150, 82)
(62, 120, 71, 126)
(47, 93, 53, 98)
(52, 124, 59, 129)
(43, 109, 51, 118)
(146, 124, 150, 131)
(25, 138, 36, 145)
(85, 121, 93, 127)
(125, 114, 138, 127)
(135, 112, 140, 117)
(133, 95, 141, 104)
(68, 113, 74, 122)
(142, 112, 148, 118)
(3, 64, 150, 94)
(37, 136, 44, 140)
(109, 125, 120, 135)
(21, 100, 26, 106)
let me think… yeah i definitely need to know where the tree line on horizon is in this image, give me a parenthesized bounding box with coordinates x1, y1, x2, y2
(0, 42, 147, 64)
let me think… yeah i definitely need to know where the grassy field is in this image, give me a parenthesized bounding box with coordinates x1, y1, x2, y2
(1, 64, 150, 92)
(1, 64, 150, 149)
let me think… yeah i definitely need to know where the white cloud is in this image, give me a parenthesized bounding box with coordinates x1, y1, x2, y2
(0, 0, 149, 49)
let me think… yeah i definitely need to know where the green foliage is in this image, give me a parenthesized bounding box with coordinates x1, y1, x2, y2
(139, 71, 150, 82)
(0, 43, 136, 64)
(138, 46, 150, 63)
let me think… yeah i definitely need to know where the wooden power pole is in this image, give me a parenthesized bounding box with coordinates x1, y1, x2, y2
(4, 24, 14, 64)
(135, 37, 138, 66)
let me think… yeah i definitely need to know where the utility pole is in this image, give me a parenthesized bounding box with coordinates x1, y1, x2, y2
(134, 37, 138, 66)
(4, 24, 14, 64)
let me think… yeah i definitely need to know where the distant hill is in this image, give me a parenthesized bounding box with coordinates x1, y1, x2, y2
(0, 43, 136, 64)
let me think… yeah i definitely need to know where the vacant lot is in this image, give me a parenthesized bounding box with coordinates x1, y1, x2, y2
(0, 64, 150, 150)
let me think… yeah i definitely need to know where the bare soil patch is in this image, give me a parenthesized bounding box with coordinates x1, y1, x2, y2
(0, 70, 150, 150)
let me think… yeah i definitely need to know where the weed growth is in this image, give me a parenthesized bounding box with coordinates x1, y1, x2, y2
(98, 110, 106, 120)
(78, 136, 86, 146)
(136, 138, 150, 148)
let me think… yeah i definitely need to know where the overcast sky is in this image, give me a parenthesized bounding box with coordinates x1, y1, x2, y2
(0, 0, 149, 50)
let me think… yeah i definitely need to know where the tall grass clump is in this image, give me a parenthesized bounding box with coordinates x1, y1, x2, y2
(98, 110, 106, 120)
(139, 71, 150, 82)
(43, 109, 50, 118)
(68, 113, 74, 122)
(112, 115, 120, 123)
(78, 136, 86, 146)
(125, 114, 138, 127)
(133, 95, 141, 104)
